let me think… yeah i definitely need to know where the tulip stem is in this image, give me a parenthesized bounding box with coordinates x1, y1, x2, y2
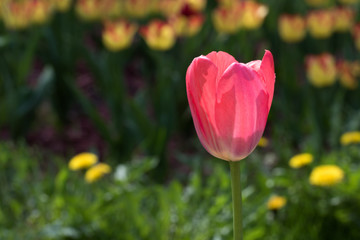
(230, 161, 243, 240)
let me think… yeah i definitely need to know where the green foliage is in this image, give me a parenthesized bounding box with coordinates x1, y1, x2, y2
(1, 142, 360, 239)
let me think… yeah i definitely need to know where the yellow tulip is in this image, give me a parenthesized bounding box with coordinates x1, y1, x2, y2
(353, 24, 360, 51)
(337, 60, 358, 89)
(1, 1, 31, 29)
(212, 3, 242, 34)
(125, 0, 155, 18)
(171, 13, 204, 37)
(307, 10, 334, 39)
(29, 0, 53, 25)
(140, 20, 176, 50)
(240, 1, 268, 30)
(102, 20, 138, 51)
(185, 0, 206, 12)
(76, 0, 101, 20)
(53, 0, 72, 12)
(305, 53, 337, 87)
(157, 0, 184, 17)
(334, 7, 355, 32)
(278, 14, 306, 43)
(217, 0, 238, 8)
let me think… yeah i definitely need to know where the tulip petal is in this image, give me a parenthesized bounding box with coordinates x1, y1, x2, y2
(206, 51, 237, 82)
(260, 50, 275, 111)
(215, 63, 269, 160)
(246, 60, 261, 71)
(186, 56, 221, 157)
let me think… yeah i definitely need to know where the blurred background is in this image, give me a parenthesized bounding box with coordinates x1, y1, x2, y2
(1, 0, 360, 239)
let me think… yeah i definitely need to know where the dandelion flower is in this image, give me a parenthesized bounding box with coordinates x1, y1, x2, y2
(69, 153, 97, 170)
(289, 153, 313, 168)
(309, 165, 344, 186)
(258, 137, 269, 147)
(85, 163, 111, 183)
(267, 195, 287, 210)
(340, 131, 360, 145)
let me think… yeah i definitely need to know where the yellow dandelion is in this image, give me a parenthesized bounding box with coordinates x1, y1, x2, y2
(258, 137, 269, 147)
(85, 163, 111, 183)
(68, 152, 98, 170)
(340, 131, 360, 145)
(267, 195, 287, 210)
(289, 153, 313, 168)
(309, 165, 344, 186)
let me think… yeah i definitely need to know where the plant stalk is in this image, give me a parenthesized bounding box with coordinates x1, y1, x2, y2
(230, 161, 243, 240)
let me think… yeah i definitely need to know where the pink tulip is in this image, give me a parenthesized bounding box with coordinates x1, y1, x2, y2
(186, 50, 275, 161)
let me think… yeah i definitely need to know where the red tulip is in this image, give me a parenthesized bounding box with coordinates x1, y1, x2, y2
(186, 51, 275, 161)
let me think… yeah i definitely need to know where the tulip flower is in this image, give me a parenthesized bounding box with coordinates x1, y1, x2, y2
(54, 0, 72, 12)
(102, 20, 138, 51)
(212, 3, 243, 34)
(186, 50, 275, 161)
(353, 24, 360, 51)
(351, 61, 360, 77)
(307, 10, 334, 39)
(184, 0, 207, 12)
(186, 50, 275, 240)
(240, 1, 268, 30)
(76, 0, 121, 20)
(337, 60, 358, 89)
(125, 0, 155, 18)
(2, 1, 32, 29)
(140, 20, 176, 51)
(99, 0, 122, 19)
(76, 0, 101, 20)
(171, 13, 204, 37)
(278, 14, 306, 43)
(334, 7, 355, 32)
(29, 0, 53, 25)
(217, 0, 238, 8)
(305, 53, 337, 87)
(157, 0, 184, 17)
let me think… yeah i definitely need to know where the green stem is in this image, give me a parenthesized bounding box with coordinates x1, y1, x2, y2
(230, 161, 243, 240)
